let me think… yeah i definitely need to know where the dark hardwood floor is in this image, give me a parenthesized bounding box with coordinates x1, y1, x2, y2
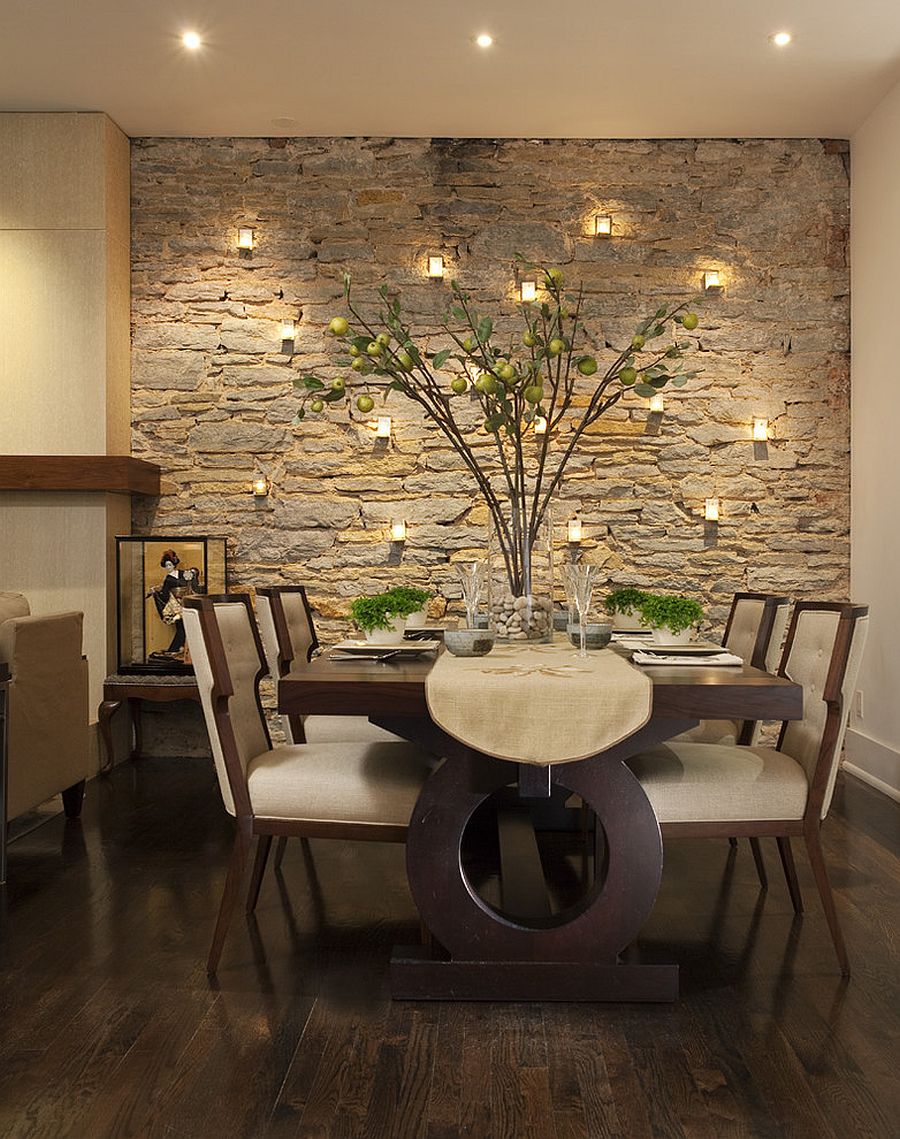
(0, 757, 897, 1138)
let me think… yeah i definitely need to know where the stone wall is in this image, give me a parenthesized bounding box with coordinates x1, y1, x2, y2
(130, 137, 850, 636)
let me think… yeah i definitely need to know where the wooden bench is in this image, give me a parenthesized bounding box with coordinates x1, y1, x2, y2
(98, 673, 201, 772)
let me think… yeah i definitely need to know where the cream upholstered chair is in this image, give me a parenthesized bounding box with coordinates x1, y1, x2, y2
(675, 592, 790, 746)
(0, 592, 90, 828)
(627, 601, 868, 975)
(256, 585, 402, 746)
(182, 593, 432, 973)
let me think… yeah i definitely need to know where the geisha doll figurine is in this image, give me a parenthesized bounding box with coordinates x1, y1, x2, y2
(147, 549, 202, 660)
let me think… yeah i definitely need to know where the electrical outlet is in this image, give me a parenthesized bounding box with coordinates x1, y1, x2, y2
(855, 689, 864, 720)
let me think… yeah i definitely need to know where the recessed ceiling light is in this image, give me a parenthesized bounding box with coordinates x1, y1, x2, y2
(771, 31, 792, 47)
(182, 30, 202, 51)
(475, 33, 493, 49)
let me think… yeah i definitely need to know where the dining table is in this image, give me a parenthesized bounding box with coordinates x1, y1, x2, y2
(277, 642, 802, 1002)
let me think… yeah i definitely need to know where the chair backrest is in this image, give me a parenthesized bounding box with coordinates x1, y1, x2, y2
(723, 592, 790, 670)
(777, 602, 869, 820)
(183, 595, 271, 818)
(256, 586, 318, 679)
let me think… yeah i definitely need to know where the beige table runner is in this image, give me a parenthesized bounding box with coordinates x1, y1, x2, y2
(425, 643, 652, 766)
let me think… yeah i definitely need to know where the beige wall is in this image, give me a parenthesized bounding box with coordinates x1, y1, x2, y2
(848, 82, 900, 798)
(0, 113, 132, 750)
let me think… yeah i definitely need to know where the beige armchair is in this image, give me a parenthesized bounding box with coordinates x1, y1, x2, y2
(0, 592, 90, 825)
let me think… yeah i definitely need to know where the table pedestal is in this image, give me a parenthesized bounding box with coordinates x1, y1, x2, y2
(382, 716, 692, 1003)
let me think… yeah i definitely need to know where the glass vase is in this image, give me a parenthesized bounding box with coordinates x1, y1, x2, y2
(487, 498, 554, 643)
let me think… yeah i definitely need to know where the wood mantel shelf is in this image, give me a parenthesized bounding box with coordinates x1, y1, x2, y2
(0, 456, 161, 496)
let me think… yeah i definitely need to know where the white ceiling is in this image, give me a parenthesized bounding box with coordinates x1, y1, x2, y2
(2, 0, 900, 139)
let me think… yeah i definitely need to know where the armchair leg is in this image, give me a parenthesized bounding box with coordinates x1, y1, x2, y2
(207, 825, 252, 975)
(776, 836, 803, 914)
(246, 835, 272, 913)
(61, 780, 86, 819)
(274, 836, 289, 869)
(749, 837, 768, 890)
(803, 829, 850, 976)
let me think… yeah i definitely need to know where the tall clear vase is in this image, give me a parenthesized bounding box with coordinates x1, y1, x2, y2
(487, 499, 554, 643)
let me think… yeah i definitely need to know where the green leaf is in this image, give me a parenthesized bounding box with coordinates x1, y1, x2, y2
(649, 376, 667, 389)
(323, 389, 345, 403)
(634, 383, 657, 397)
(302, 377, 325, 391)
(451, 306, 466, 321)
(477, 316, 493, 342)
(378, 284, 388, 298)
(655, 305, 668, 319)
(432, 348, 451, 369)
(671, 376, 688, 387)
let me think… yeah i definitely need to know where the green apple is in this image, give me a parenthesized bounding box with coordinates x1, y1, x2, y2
(548, 338, 566, 356)
(682, 312, 699, 331)
(348, 344, 361, 358)
(631, 334, 645, 350)
(351, 357, 366, 372)
(462, 337, 475, 352)
(356, 394, 374, 413)
(577, 356, 598, 376)
(524, 384, 544, 404)
(366, 340, 382, 357)
(522, 330, 537, 347)
(376, 332, 391, 346)
(328, 316, 349, 336)
(546, 267, 564, 286)
(331, 377, 346, 392)
(397, 351, 414, 371)
(476, 374, 498, 396)
(451, 376, 468, 394)
(310, 399, 324, 413)
(619, 367, 637, 385)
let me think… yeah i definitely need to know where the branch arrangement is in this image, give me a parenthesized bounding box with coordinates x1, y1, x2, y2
(294, 261, 700, 599)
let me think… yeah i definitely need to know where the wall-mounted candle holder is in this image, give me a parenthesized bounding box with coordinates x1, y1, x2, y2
(520, 279, 537, 303)
(753, 417, 769, 441)
(594, 214, 613, 237)
(567, 516, 583, 543)
(251, 474, 271, 497)
(375, 416, 392, 439)
(237, 226, 254, 251)
(704, 497, 720, 522)
(427, 255, 444, 279)
(390, 519, 407, 542)
(702, 269, 723, 291)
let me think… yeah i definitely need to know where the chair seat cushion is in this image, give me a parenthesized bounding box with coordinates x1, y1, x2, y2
(626, 742, 808, 823)
(302, 715, 403, 745)
(669, 718, 739, 745)
(247, 739, 431, 825)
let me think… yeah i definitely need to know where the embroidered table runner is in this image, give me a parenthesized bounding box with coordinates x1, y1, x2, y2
(425, 643, 652, 766)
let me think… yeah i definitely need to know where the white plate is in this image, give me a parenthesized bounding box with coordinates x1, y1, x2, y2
(618, 638, 724, 654)
(332, 639, 441, 657)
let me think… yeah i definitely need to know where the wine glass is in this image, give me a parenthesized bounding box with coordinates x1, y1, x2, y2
(560, 562, 580, 628)
(455, 561, 487, 630)
(571, 564, 599, 658)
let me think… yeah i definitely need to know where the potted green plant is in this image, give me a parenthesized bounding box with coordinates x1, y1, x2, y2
(349, 592, 406, 644)
(604, 587, 651, 631)
(637, 593, 704, 645)
(384, 586, 432, 629)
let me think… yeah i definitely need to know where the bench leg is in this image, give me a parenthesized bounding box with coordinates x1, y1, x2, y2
(62, 780, 86, 818)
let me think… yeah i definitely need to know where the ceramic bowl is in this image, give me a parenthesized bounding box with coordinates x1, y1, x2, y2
(443, 629, 496, 657)
(552, 610, 571, 631)
(566, 622, 613, 650)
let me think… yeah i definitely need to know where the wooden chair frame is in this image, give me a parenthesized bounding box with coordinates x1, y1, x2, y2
(256, 585, 318, 746)
(184, 594, 411, 974)
(659, 600, 868, 975)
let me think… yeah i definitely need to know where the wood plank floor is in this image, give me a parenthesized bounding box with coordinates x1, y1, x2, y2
(0, 757, 897, 1138)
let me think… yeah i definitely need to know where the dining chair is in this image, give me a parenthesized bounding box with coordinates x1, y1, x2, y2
(627, 601, 868, 975)
(674, 592, 791, 746)
(182, 594, 433, 973)
(256, 585, 402, 746)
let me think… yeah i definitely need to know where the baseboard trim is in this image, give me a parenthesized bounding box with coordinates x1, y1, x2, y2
(842, 762, 900, 803)
(843, 728, 900, 802)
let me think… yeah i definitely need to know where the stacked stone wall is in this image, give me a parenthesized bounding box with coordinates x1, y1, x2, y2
(131, 137, 850, 637)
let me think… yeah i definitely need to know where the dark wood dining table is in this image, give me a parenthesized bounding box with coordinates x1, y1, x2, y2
(278, 647, 802, 1002)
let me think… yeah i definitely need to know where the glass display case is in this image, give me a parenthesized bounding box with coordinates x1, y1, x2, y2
(115, 535, 227, 674)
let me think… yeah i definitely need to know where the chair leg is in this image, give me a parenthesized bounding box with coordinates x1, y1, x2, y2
(728, 837, 738, 849)
(246, 835, 273, 914)
(274, 836, 289, 869)
(749, 837, 768, 890)
(803, 828, 850, 976)
(61, 780, 86, 819)
(207, 825, 252, 975)
(776, 836, 803, 914)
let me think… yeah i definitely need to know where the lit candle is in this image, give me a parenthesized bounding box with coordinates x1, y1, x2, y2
(237, 226, 254, 250)
(390, 519, 407, 542)
(520, 280, 537, 303)
(753, 417, 768, 441)
(428, 255, 444, 279)
(375, 416, 392, 439)
(533, 416, 548, 435)
(251, 475, 270, 497)
(567, 517, 583, 543)
(704, 497, 720, 522)
(703, 269, 721, 291)
(280, 319, 295, 341)
(649, 393, 664, 413)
